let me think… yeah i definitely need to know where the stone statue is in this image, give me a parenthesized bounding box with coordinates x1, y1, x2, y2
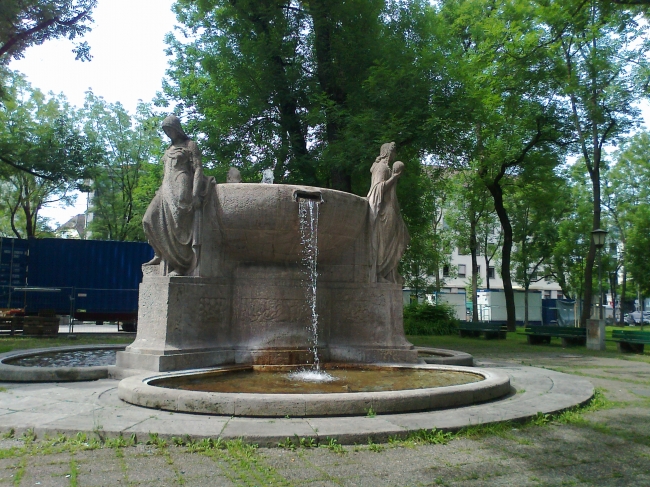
(367, 142, 410, 284)
(261, 169, 274, 184)
(227, 167, 242, 183)
(142, 115, 213, 276)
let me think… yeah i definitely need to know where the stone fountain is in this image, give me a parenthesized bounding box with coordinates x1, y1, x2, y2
(116, 122, 416, 374)
(115, 118, 510, 417)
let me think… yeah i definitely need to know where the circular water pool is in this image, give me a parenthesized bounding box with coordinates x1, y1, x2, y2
(0, 345, 126, 382)
(151, 365, 482, 394)
(118, 364, 511, 417)
(5, 348, 118, 368)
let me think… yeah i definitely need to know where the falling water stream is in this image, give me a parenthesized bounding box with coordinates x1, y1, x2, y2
(289, 197, 336, 383)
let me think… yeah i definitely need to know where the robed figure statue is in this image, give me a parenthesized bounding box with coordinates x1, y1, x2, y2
(143, 115, 212, 276)
(367, 142, 410, 284)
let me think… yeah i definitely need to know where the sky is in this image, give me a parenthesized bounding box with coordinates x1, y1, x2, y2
(9, 0, 178, 226)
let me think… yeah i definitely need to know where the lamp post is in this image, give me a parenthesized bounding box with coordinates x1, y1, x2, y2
(592, 228, 608, 320)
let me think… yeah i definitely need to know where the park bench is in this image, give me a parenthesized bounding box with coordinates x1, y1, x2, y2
(524, 326, 586, 346)
(458, 322, 507, 339)
(612, 329, 650, 353)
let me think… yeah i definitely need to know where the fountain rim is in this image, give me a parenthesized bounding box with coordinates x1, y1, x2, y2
(0, 344, 126, 382)
(117, 363, 511, 417)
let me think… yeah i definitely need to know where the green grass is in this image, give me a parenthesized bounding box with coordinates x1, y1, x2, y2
(408, 326, 650, 363)
(0, 335, 133, 354)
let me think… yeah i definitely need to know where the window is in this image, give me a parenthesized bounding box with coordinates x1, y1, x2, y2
(543, 291, 551, 299)
(557, 292, 563, 300)
(458, 246, 469, 256)
(458, 264, 466, 278)
(443, 265, 450, 277)
(488, 267, 495, 279)
(476, 265, 481, 276)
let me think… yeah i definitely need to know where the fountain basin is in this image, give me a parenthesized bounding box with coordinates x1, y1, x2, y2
(118, 364, 510, 417)
(215, 184, 368, 264)
(416, 347, 474, 366)
(0, 345, 126, 382)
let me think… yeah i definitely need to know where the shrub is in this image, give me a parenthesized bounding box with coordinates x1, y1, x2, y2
(403, 302, 459, 335)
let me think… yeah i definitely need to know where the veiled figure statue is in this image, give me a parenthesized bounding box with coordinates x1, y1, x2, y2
(143, 115, 212, 276)
(367, 142, 410, 284)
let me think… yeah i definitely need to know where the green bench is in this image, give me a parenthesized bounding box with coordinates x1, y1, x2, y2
(524, 326, 586, 346)
(612, 330, 650, 353)
(458, 322, 507, 339)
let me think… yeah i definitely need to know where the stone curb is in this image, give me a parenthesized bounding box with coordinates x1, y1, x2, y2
(0, 345, 126, 382)
(415, 347, 474, 366)
(117, 364, 509, 417)
(0, 365, 594, 446)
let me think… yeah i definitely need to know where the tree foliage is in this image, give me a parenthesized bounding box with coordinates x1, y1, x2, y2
(82, 93, 163, 241)
(0, 0, 96, 64)
(0, 73, 93, 237)
(544, 0, 649, 323)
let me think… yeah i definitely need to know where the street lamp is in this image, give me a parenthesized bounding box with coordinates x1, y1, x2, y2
(592, 228, 608, 320)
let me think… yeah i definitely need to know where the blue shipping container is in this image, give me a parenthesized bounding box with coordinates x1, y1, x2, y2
(1, 238, 153, 319)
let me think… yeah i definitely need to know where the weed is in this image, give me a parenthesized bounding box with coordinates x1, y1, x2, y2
(300, 436, 317, 448)
(105, 434, 136, 449)
(406, 429, 453, 445)
(146, 432, 168, 448)
(367, 439, 385, 452)
(278, 437, 296, 451)
(12, 456, 26, 487)
(68, 457, 79, 487)
(21, 429, 35, 443)
(530, 412, 551, 426)
(365, 406, 376, 418)
(185, 437, 224, 453)
(324, 437, 346, 454)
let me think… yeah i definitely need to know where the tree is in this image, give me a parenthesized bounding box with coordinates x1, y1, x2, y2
(549, 165, 594, 304)
(438, 0, 568, 330)
(400, 166, 454, 298)
(545, 0, 649, 324)
(82, 93, 163, 241)
(444, 170, 493, 322)
(162, 1, 447, 193)
(627, 205, 650, 296)
(510, 161, 569, 324)
(0, 71, 94, 179)
(0, 74, 91, 237)
(605, 132, 650, 319)
(0, 0, 96, 64)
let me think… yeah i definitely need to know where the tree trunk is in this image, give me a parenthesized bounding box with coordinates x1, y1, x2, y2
(580, 162, 601, 326)
(524, 283, 529, 326)
(470, 219, 479, 322)
(620, 267, 627, 326)
(484, 245, 490, 290)
(486, 181, 516, 331)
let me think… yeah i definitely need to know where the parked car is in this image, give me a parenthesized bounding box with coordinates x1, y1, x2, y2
(624, 311, 650, 325)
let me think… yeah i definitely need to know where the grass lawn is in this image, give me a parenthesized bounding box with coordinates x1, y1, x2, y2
(0, 335, 134, 354)
(408, 325, 650, 364)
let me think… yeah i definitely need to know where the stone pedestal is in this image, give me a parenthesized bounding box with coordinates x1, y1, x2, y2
(586, 319, 606, 351)
(117, 274, 417, 373)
